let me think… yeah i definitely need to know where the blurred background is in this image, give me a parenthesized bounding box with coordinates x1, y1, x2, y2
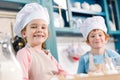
(0, 0, 119, 74)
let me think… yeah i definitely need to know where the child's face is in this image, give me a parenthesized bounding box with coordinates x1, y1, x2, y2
(87, 29, 108, 49)
(22, 19, 48, 46)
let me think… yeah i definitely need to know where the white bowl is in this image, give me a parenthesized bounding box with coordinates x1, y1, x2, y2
(90, 4, 102, 12)
(81, 2, 90, 11)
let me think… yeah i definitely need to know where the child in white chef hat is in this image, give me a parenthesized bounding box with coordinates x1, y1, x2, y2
(77, 16, 120, 74)
(14, 3, 67, 80)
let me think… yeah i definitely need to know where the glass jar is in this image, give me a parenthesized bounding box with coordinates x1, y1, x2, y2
(0, 33, 23, 80)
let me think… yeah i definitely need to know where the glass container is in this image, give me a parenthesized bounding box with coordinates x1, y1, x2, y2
(0, 33, 23, 80)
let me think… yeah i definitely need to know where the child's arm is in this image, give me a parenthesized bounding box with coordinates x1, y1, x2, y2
(16, 48, 32, 80)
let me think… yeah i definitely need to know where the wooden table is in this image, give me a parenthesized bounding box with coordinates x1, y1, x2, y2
(54, 73, 120, 80)
(76, 74, 120, 80)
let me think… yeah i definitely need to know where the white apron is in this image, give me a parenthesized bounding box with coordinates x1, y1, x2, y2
(27, 45, 59, 80)
(88, 52, 116, 73)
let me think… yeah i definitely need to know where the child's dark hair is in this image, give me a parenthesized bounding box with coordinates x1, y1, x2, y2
(86, 29, 109, 43)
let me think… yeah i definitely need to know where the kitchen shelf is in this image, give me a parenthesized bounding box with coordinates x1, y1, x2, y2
(55, 27, 82, 36)
(0, 0, 40, 11)
(71, 8, 106, 16)
(0, 1, 25, 11)
(2, 0, 39, 4)
(108, 31, 120, 35)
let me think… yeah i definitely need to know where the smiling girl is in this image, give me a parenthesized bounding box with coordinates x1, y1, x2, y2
(14, 3, 67, 80)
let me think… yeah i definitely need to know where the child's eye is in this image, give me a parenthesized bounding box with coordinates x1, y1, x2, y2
(99, 34, 102, 37)
(41, 25, 47, 29)
(91, 35, 95, 38)
(31, 25, 38, 28)
(41, 26, 45, 29)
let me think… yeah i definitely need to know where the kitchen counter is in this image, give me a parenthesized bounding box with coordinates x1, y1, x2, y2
(51, 73, 120, 80)
(76, 73, 120, 80)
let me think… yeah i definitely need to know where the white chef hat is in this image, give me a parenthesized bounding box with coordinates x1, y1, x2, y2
(14, 3, 49, 37)
(80, 16, 107, 40)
